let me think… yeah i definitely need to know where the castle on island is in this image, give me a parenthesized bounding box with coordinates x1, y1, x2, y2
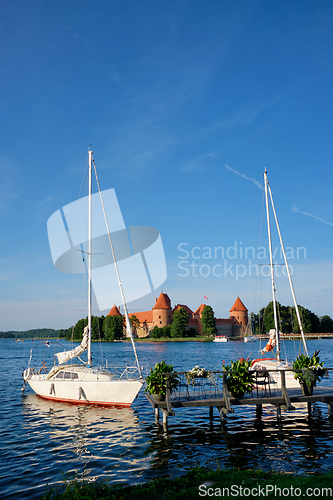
(107, 293, 249, 338)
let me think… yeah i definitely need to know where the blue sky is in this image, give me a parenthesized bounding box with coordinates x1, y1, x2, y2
(1, 0, 332, 331)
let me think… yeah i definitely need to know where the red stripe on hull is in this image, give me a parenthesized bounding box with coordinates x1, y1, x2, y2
(36, 394, 132, 408)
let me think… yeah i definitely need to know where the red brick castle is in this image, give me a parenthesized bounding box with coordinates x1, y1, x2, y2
(107, 293, 248, 338)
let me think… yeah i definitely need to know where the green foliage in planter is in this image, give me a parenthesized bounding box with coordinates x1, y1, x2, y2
(220, 358, 255, 397)
(145, 360, 180, 396)
(293, 350, 328, 386)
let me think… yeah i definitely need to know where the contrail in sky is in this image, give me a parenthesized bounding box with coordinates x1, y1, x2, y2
(225, 164, 264, 190)
(225, 163, 333, 227)
(292, 205, 333, 226)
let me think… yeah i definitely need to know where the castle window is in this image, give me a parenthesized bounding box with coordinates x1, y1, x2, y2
(160, 321, 162, 324)
(159, 315, 161, 319)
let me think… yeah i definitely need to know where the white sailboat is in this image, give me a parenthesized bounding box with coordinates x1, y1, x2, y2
(244, 317, 257, 342)
(244, 335, 256, 343)
(251, 169, 308, 389)
(22, 150, 143, 406)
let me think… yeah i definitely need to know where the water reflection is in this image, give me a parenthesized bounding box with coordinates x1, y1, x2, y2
(1, 338, 333, 499)
(21, 394, 145, 483)
(144, 401, 333, 475)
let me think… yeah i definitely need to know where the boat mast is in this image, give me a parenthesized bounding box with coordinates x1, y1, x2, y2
(87, 150, 93, 367)
(264, 169, 280, 360)
(92, 159, 142, 379)
(267, 184, 308, 355)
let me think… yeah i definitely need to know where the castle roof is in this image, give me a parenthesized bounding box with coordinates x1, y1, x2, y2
(152, 292, 171, 310)
(229, 297, 248, 312)
(173, 304, 193, 316)
(193, 304, 206, 315)
(107, 304, 121, 316)
(130, 311, 153, 323)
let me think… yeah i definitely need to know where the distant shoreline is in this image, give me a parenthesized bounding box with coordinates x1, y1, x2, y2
(4, 333, 333, 342)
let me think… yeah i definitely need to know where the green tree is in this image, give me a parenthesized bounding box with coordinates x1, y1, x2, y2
(150, 325, 163, 338)
(170, 307, 189, 338)
(184, 327, 198, 338)
(292, 306, 312, 333)
(259, 301, 293, 333)
(201, 305, 217, 336)
(91, 315, 105, 340)
(103, 315, 125, 341)
(308, 311, 320, 333)
(259, 302, 275, 333)
(258, 302, 321, 333)
(130, 315, 140, 336)
(161, 325, 171, 338)
(320, 315, 333, 333)
(73, 318, 88, 341)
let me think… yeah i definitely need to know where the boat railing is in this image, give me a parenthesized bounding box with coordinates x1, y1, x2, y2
(107, 365, 145, 380)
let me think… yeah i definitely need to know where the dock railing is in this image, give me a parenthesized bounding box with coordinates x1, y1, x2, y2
(148, 368, 333, 422)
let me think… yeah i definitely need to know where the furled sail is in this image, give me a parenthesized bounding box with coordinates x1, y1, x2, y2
(56, 326, 89, 365)
(261, 329, 277, 355)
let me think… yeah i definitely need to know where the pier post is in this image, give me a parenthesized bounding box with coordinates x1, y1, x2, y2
(276, 405, 281, 419)
(280, 371, 294, 411)
(209, 406, 213, 420)
(217, 406, 228, 423)
(222, 372, 231, 413)
(256, 404, 262, 419)
(307, 402, 311, 418)
(155, 407, 159, 422)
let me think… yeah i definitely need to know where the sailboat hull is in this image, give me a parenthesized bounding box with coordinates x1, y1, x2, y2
(27, 374, 143, 406)
(251, 358, 299, 389)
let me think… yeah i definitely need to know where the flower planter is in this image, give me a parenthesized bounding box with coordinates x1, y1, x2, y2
(151, 393, 165, 401)
(300, 383, 314, 396)
(229, 389, 245, 399)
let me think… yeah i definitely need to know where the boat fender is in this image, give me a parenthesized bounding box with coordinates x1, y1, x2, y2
(78, 386, 83, 400)
(50, 383, 55, 395)
(23, 368, 32, 381)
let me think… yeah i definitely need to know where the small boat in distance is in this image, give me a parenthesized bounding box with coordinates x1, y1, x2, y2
(213, 335, 228, 342)
(244, 335, 257, 343)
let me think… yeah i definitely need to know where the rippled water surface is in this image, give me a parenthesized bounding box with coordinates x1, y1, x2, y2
(0, 338, 332, 499)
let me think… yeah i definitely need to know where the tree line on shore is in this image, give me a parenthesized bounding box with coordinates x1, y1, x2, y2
(54, 302, 333, 341)
(0, 328, 62, 339)
(251, 301, 333, 335)
(1, 302, 332, 340)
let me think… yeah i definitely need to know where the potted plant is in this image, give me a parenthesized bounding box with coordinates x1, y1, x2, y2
(293, 351, 328, 396)
(185, 365, 214, 385)
(145, 360, 180, 401)
(221, 358, 255, 399)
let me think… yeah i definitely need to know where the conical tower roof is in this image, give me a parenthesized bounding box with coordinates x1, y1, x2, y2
(152, 292, 171, 310)
(193, 304, 206, 315)
(107, 304, 121, 316)
(229, 297, 248, 312)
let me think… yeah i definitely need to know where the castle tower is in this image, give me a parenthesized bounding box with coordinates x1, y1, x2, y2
(152, 292, 173, 327)
(229, 297, 248, 325)
(192, 304, 206, 334)
(107, 304, 121, 317)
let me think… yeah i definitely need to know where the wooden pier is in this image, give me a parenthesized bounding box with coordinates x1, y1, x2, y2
(145, 369, 333, 428)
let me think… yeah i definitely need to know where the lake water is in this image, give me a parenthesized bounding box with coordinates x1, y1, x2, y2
(1, 337, 332, 499)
